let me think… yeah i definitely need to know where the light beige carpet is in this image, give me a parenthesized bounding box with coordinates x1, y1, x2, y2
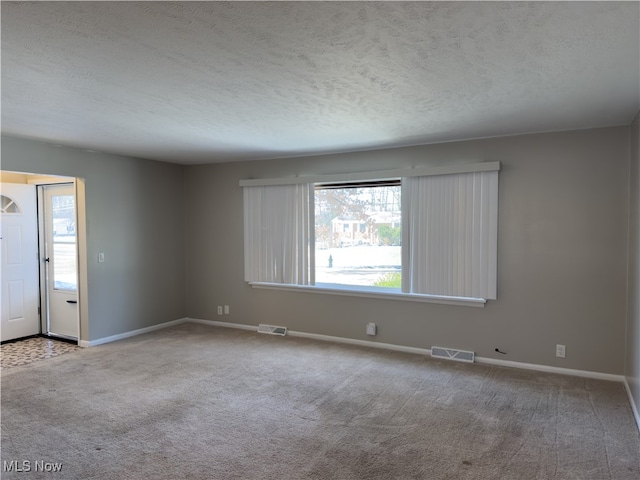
(1, 322, 639, 479)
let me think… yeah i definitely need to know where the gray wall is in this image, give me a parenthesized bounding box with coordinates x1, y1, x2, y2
(626, 112, 640, 414)
(185, 126, 630, 374)
(1, 136, 187, 341)
(3, 126, 632, 375)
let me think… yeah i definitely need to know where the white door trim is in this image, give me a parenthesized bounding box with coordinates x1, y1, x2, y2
(32, 176, 87, 344)
(39, 183, 78, 339)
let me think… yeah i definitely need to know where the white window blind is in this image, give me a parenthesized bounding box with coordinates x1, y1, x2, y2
(401, 170, 498, 299)
(243, 183, 314, 285)
(242, 162, 499, 302)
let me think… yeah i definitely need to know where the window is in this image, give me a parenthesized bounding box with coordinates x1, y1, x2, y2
(315, 182, 402, 289)
(51, 193, 77, 291)
(1, 195, 20, 214)
(242, 162, 499, 303)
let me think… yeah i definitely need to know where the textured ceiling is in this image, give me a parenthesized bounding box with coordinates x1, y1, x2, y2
(2, 1, 639, 164)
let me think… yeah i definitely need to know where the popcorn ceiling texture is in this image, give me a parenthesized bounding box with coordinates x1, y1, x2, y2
(1, 1, 638, 163)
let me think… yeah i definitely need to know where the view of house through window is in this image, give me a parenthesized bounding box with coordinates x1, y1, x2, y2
(51, 194, 77, 291)
(315, 181, 402, 288)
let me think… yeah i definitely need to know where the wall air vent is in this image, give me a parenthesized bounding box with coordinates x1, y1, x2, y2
(431, 346, 475, 363)
(257, 324, 288, 336)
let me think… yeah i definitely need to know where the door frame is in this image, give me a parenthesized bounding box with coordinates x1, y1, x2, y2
(1, 171, 88, 345)
(37, 181, 79, 340)
(28, 174, 88, 345)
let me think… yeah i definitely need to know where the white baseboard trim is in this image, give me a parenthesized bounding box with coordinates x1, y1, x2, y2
(79, 317, 628, 387)
(286, 329, 433, 357)
(185, 319, 625, 383)
(186, 318, 431, 355)
(290, 333, 624, 382)
(475, 356, 625, 383)
(78, 317, 189, 347)
(624, 378, 640, 433)
(187, 317, 259, 332)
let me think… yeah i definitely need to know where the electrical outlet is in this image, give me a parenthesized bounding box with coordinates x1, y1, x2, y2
(366, 323, 376, 336)
(556, 344, 566, 358)
(224, 305, 229, 315)
(217, 306, 223, 315)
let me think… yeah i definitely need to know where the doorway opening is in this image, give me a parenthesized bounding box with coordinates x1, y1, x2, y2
(38, 183, 78, 340)
(1, 172, 86, 345)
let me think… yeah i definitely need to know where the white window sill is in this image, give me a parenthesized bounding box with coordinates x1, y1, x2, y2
(248, 282, 486, 307)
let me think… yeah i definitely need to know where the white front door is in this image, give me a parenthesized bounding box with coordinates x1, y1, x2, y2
(42, 184, 78, 339)
(1, 183, 40, 341)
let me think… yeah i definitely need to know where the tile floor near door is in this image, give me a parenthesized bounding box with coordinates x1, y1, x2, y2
(0, 337, 80, 369)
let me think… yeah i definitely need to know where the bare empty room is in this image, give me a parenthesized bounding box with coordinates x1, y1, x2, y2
(1, 2, 639, 479)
